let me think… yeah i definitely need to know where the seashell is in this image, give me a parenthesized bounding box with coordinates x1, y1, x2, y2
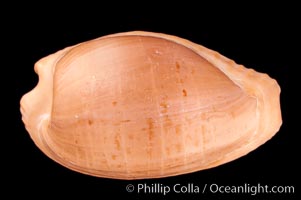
(20, 31, 282, 179)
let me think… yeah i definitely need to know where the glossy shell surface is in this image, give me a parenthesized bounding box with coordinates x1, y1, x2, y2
(20, 31, 282, 179)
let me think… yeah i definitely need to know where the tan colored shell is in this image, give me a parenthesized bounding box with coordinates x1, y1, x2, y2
(20, 31, 282, 179)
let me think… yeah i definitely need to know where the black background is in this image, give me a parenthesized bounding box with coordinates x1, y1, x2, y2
(10, 4, 295, 200)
